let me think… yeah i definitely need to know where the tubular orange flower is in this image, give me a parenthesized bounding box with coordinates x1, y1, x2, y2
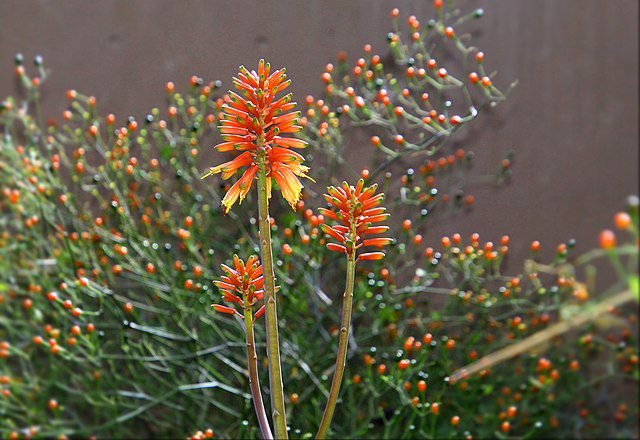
(212, 254, 273, 440)
(319, 179, 393, 262)
(317, 179, 393, 438)
(211, 254, 269, 319)
(203, 60, 311, 213)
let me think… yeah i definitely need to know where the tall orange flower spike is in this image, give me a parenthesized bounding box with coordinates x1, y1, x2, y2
(203, 59, 311, 213)
(212, 255, 268, 319)
(319, 179, 393, 262)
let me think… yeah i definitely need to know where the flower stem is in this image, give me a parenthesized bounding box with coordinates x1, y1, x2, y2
(244, 307, 273, 440)
(316, 253, 356, 439)
(256, 150, 288, 439)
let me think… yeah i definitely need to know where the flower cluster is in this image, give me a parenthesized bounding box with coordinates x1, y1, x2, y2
(212, 255, 267, 319)
(203, 60, 310, 212)
(319, 179, 393, 261)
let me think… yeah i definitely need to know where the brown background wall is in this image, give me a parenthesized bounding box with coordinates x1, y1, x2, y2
(1, 0, 638, 266)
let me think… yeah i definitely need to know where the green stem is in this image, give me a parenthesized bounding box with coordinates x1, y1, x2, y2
(244, 306, 273, 440)
(316, 253, 356, 439)
(256, 150, 288, 439)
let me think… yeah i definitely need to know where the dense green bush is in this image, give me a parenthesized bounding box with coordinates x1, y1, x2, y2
(1, 3, 637, 439)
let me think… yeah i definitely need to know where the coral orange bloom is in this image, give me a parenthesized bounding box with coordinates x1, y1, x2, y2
(211, 255, 269, 319)
(203, 60, 310, 213)
(319, 179, 393, 262)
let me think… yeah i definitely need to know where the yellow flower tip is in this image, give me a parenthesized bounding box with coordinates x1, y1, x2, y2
(220, 200, 233, 215)
(201, 168, 215, 179)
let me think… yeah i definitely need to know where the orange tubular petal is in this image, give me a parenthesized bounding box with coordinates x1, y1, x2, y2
(363, 213, 390, 224)
(318, 208, 338, 220)
(217, 152, 253, 180)
(273, 168, 303, 209)
(272, 111, 300, 127)
(212, 304, 237, 315)
(254, 305, 266, 319)
(273, 136, 308, 149)
(327, 186, 349, 204)
(220, 264, 237, 277)
(362, 207, 386, 216)
(223, 292, 243, 304)
(214, 281, 237, 291)
(327, 243, 347, 253)
(358, 252, 386, 261)
(362, 225, 390, 235)
(363, 238, 394, 248)
(220, 178, 244, 214)
(237, 165, 259, 203)
(320, 224, 346, 243)
(271, 146, 305, 163)
(214, 141, 239, 152)
(362, 195, 385, 210)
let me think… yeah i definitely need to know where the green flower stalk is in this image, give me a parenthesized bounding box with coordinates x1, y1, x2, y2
(212, 255, 272, 439)
(204, 60, 310, 439)
(316, 180, 393, 438)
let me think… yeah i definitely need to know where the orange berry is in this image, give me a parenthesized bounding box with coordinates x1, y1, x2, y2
(123, 302, 134, 313)
(614, 212, 632, 229)
(599, 229, 616, 249)
(450, 415, 460, 426)
(402, 219, 412, 231)
(418, 380, 427, 392)
(403, 336, 415, 351)
(430, 402, 440, 415)
(398, 359, 411, 370)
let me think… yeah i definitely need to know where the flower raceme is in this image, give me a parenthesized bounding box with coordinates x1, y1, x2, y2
(203, 60, 311, 213)
(319, 179, 393, 262)
(211, 255, 269, 320)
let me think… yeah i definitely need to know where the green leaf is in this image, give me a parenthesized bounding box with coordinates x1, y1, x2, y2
(629, 275, 639, 302)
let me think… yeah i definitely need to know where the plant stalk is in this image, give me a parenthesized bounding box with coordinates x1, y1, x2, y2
(244, 306, 273, 440)
(316, 253, 356, 439)
(256, 150, 288, 439)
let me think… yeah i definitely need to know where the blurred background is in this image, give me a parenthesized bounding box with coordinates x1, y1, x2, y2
(1, 0, 638, 264)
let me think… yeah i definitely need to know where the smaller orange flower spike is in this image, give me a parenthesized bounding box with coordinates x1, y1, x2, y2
(212, 255, 271, 320)
(319, 179, 393, 262)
